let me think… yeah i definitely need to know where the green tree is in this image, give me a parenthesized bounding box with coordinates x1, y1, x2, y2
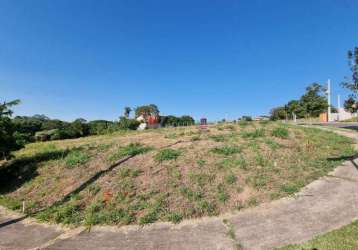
(341, 47, 358, 96)
(300, 83, 328, 118)
(270, 106, 286, 120)
(124, 107, 132, 118)
(0, 99, 22, 159)
(344, 95, 358, 113)
(135, 104, 160, 118)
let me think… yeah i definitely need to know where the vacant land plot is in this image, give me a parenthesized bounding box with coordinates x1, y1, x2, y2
(0, 122, 355, 227)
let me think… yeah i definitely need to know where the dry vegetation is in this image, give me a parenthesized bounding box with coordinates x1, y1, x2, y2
(0, 121, 355, 226)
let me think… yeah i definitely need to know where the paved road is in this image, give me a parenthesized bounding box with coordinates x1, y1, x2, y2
(1, 127, 358, 250)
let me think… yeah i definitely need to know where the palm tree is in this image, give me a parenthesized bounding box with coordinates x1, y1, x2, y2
(124, 107, 132, 118)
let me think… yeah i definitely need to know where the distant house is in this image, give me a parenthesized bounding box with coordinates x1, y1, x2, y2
(254, 115, 270, 121)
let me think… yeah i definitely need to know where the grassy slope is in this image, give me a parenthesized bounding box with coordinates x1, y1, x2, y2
(0, 122, 355, 226)
(279, 220, 358, 250)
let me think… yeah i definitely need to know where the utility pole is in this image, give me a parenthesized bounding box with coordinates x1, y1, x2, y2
(327, 79, 331, 122)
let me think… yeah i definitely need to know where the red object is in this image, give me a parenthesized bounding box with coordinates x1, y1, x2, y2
(148, 116, 158, 125)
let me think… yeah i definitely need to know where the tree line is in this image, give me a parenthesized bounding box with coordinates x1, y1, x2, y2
(0, 102, 194, 160)
(270, 46, 358, 120)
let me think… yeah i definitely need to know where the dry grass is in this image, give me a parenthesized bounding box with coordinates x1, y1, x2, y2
(0, 122, 355, 226)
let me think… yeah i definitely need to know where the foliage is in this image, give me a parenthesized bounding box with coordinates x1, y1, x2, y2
(272, 127, 289, 139)
(241, 129, 265, 138)
(211, 146, 242, 155)
(341, 47, 358, 96)
(108, 143, 153, 161)
(65, 149, 90, 168)
(241, 116, 252, 121)
(344, 95, 358, 113)
(162, 115, 195, 127)
(88, 120, 116, 135)
(270, 83, 328, 120)
(270, 107, 286, 121)
(123, 107, 132, 118)
(118, 117, 140, 130)
(0, 99, 22, 159)
(154, 148, 181, 162)
(135, 104, 159, 118)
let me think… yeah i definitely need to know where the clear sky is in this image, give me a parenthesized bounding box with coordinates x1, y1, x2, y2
(1, 0, 357, 122)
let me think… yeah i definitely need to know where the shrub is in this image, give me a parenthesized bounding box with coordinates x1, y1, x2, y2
(65, 149, 90, 168)
(211, 146, 241, 155)
(241, 129, 265, 138)
(154, 148, 181, 162)
(118, 117, 140, 130)
(272, 127, 289, 139)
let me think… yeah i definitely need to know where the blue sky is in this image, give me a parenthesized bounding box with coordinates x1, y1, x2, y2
(1, 0, 357, 121)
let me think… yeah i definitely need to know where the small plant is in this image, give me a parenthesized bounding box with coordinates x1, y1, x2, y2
(191, 135, 201, 141)
(154, 148, 181, 162)
(65, 149, 89, 168)
(108, 143, 152, 161)
(272, 127, 289, 139)
(210, 134, 228, 142)
(211, 146, 241, 156)
(119, 168, 131, 178)
(217, 183, 229, 203)
(225, 173, 237, 185)
(241, 129, 265, 139)
(280, 183, 300, 194)
(167, 212, 183, 224)
(197, 159, 206, 168)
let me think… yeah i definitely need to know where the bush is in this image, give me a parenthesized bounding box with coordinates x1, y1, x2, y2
(154, 149, 181, 162)
(118, 117, 140, 130)
(272, 127, 289, 139)
(0, 117, 23, 159)
(241, 129, 265, 138)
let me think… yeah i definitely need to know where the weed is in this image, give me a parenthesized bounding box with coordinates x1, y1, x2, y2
(210, 134, 228, 142)
(197, 159, 206, 168)
(241, 129, 265, 139)
(197, 200, 217, 215)
(108, 143, 152, 161)
(211, 146, 241, 156)
(280, 183, 300, 194)
(191, 135, 201, 141)
(119, 168, 131, 178)
(247, 197, 258, 207)
(272, 127, 289, 139)
(225, 173, 237, 185)
(167, 212, 183, 224)
(65, 149, 89, 168)
(217, 184, 229, 203)
(154, 148, 181, 162)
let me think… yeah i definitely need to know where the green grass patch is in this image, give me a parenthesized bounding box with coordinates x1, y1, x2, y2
(272, 127, 289, 139)
(154, 148, 181, 162)
(241, 129, 265, 139)
(211, 146, 242, 156)
(64, 149, 90, 168)
(108, 143, 153, 161)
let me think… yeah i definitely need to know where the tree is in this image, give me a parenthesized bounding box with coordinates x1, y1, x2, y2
(0, 99, 22, 159)
(344, 95, 358, 113)
(135, 104, 160, 118)
(0, 99, 20, 117)
(341, 47, 358, 96)
(270, 107, 286, 120)
(124, 107, 132, 118)
(300, 83, 328, 118)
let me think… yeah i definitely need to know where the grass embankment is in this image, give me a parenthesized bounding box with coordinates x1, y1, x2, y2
(0, 122, 355, 226)
(279, 220, 358, 249)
